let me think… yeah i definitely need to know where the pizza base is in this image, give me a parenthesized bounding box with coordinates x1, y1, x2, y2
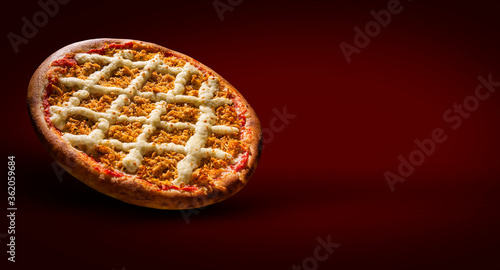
(27, 38, 262, 209)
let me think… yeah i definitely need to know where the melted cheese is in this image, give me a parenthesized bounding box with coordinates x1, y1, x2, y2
(49, 48, 239, 185)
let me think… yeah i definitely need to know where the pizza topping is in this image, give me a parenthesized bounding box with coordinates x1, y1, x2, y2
(65, 115, 97, 135)
(51, 55, 78, 67)
(79, 92, 117, 112)
(216, 105, 240, 128)
(87, 42, 134, 55)
(161, 103, 199, 124)
(92, 145, 126, 170)
(136, 151, 185, 186)
(150, 129, 194, 146)
(45, 43, 249, 188)
(106, 121, 143, 143)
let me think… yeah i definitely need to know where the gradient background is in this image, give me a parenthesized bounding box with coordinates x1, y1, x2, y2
(2, 0, 500, 269)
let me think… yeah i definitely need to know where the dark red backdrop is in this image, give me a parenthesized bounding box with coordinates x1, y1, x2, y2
(2, 0, 499, 269)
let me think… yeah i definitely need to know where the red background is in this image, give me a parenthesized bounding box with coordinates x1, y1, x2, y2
(2, 0, 500, 269)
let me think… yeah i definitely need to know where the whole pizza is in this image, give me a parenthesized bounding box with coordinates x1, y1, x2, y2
(27, 38, 262, 209)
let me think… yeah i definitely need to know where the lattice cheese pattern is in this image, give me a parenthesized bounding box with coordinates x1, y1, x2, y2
(48, 50, 240, 185)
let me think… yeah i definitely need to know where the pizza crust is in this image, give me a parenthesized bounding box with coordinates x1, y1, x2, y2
(27, 38, 262, 209)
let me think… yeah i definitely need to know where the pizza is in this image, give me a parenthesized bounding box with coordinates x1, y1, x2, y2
(27, 38, 262, 209)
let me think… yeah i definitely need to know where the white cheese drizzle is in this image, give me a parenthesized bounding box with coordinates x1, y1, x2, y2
(49, 49, 239, 184)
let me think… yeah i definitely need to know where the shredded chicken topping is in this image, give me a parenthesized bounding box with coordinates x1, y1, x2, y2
(46, 43, 248, 188)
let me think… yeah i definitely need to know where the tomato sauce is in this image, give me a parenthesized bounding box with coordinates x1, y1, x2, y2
(232, 152, 249, 172)
(51, 56, 77, 67)
(93, 165, 125, 178)
(161, 184, 198, 192)
(87, 42, 134, 55)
